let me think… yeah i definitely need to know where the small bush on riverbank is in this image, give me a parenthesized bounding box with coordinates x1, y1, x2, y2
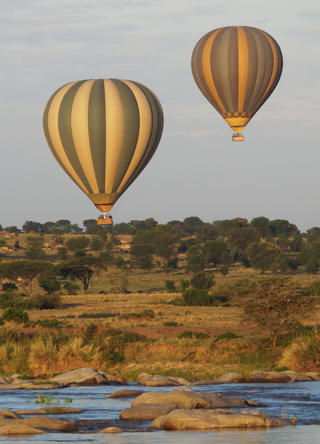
(278, 334, 320, 372)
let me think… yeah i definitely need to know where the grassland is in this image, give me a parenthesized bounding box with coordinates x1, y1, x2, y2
(1, 264, 320, 381)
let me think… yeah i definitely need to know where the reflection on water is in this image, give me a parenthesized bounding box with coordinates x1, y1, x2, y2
(0, 382, 320, 443)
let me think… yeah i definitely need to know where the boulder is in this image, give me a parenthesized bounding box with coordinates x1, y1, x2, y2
(104, 374, 126, 385)
(107, 389, 143, 399)
(150, 409, 289, 430)
(306, 372, 320, 381)
(247, 371, 292, 383)
(23, 416, 77, 432)
(212, 372, 244, 383)
(132, 390, 211, 409)
(0, 410, 20, 419)
(282, 371, 312, 382)
(100, 426, 123, 433)
(132, 389, 254, 410)
(137, 373, 191, 387)
(0, 383, 60, 390)
(51, 368, 111, 386)
(0, 423, 43, 435)
(202, 392, 247, 408)
(120, 403, 176, 421)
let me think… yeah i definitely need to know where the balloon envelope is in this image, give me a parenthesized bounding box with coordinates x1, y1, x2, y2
(43, 79, 164, 213)
(191, 26, 283, 133)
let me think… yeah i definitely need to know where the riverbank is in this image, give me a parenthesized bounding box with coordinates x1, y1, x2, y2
(1, 290, 320, 380)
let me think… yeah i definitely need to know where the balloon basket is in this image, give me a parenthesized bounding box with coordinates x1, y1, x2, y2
(97, 214, 113, 225)
(232, 133, 244, 142)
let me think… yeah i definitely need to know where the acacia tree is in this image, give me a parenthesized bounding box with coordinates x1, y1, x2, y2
(0, 260, 55, 295)
(60, 256, 105, 291)
(244, 278, 315, 347)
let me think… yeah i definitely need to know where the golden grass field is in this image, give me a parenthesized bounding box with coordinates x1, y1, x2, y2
(1, 231, 320, 380)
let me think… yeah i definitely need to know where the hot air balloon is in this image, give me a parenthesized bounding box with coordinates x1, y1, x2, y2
(43, 79, 163, 224)
(191, 26, 283, 141)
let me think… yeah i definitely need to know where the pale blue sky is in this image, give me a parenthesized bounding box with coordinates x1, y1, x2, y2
(0, 0, 319, 230)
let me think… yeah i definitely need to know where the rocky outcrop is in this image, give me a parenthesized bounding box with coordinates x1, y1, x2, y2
(120, 403, 177, 420)
(137, 373, 192, 387)
(212, 372, 244, 383)
(0, 410, 20, 419)
(0, 415, 77, 435)
(131, 388, 256, 410)
(0, 423, 44, 435)
(23, 416, 77, 432)
(50, 368, 125, 386)
(150, 409, 289, 430)
(0, 382, 61, 390)
(100, 426, 123, 433)
(107, 389, 143, 399)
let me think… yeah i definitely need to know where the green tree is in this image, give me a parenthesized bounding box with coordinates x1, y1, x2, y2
(90, 236, 104, 251)
(190, 271, 214, 289)
(250, 216, 270, 238)
(22, 221, 43, 233)
(152, 225, 178, 265)
(203, 239, 231, 268)
(186, 247, 206, 272)
(66, 236, 90, 254)
(269, 219, 299, 237)
(60, 257, 105, 291)
(246, 242, 281, 272)
(244, 278, 315, 347)
(182, 216, 204, 234)
(83, 219, 98, 234)
(130, 231, 154, 269)
(38, 274, 61, 294)
(25, 236, 46, 260)
(0, 260, 55, 295)
(299, 241, 320, 273)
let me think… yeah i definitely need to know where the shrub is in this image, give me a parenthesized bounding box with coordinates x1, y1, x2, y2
(35, 319, 62, 328)
(163, 321, 178, 327)
(63, 281, 80, 294)
(190, 272, 214, 290)
(2, 307, 29, 324)
(38, 275, 61, 294)
(179, 330, 210, 339)
(165, 280, 176, 292)
(182, 288, 213, 306)
(2, 282, 17, 292)
(31, 294, 61, 309)
(215, 331, 240, 341)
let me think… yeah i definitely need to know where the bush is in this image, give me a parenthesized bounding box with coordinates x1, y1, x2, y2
(215, 331, 240, 341)
(163, 321, 178, 327)
(190, 272, 214, 290)
(2, 307, 29, 324)
(179, 330, 210, 339)
(63, 281, 80, 294)
(31, 294, 61, 309)
(2, 283, 17, 292)
(0, 293, 26, 309)
(165, 280, 176, 292)
(38, 275, 61, 294)
(182, 288, 213, 306)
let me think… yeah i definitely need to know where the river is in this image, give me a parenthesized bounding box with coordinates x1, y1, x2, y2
(0, 381, 320, 443)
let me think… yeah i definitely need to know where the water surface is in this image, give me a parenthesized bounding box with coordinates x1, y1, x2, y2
(1, 382, 320, 443)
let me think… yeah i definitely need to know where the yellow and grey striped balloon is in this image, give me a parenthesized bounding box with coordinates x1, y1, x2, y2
(43, 79, 163, 213)
(191, 26, 283, 133)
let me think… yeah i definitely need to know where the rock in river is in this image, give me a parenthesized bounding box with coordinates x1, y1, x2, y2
(150, 409, 289, 430)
